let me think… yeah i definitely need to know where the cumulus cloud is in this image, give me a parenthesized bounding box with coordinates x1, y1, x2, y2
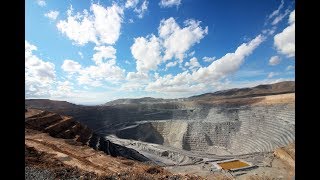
(267, 72, 279, 78)
(126, 72, 148, 81)
(165, 61, 178, 69)
(50, 81, 74, 98)
(159, 0, 181, 8)
(37, 0, 46, 7)
(92, 46, 116, 64)
(286, 65, 295, 71)
(131, 35, 162, 73)
(57, 4, 123, 46)
(268, 56, 281, 66)
(92, 4, 124, 45)
(44, 10, 59, 21)
(159, 18, 208, 63)
(185, 57, 201, 71)
(274, 10, 295, 57)
(121, 72, 149, 91)
(77, 60, 125, 86)
(130, 17, 207, 74)
(61, 59, 82, 73)
(62, 58, 125, 87)
(202, 56, 216, 62)
(25, 41, 56, 97)
(125, 0, 139, 8)
(134, 0, 148, 18)
(146, 35, 265, 93)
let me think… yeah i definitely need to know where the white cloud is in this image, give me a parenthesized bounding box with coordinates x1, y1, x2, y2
(185, 57, 201, 71)
(268, 0, 284, 20)
(159, 18, 208, 63)
(122, 72, 149, 91)
(271, 9, 290, 25)
(61, 59, 82, 73)
(134, 0, 148, 18)
(192, 35, 265, 83)
(92, 46, 116, 64)
(268, 56, 281, 66)
(76, 60, 125, 87)
(44, 10, 59, 21)
(267, 72, 279, 78)
(129, 19, 134, 23)
(274, 10, 295, 57)
(57, 4, 123, 46)
(120, 82, 144, 91)
(289, 10, 295, 24)
(286, 65, 295, 71)
(84, 61, 124, 86)
(159, 0, 181, 8)
(125, 60, 131, 64)
(50, 81, 74, 98)
(203, 56, 216, 62)
(77, 75, 103, 87)
(131, 35, 162, 73)
(37, 0, 46, 7)
(129, 17, 207, 74)
(188, 51, 195, 57)
(56, 7, 97, 46)
(126, 72, 148, 81)
(125, 0, 139, 8)
(62, 57, 125, 87)
(165, 61, 178, 69)
(146, 35, 265, 93)
(78, 51, 84, 59)
(25, 41, 56, 97)
(91, 4, 124, 45)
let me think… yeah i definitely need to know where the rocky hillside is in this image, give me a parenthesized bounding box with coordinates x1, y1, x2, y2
(25, 108, 205, 179)
(25, 108, 150, 162)
(104, 97, 172, 106)
(188, 81, 295, 101)
(26, 81, 294, 108)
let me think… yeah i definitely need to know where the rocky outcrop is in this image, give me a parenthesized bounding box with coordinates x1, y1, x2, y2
(25, 109, 150, 162)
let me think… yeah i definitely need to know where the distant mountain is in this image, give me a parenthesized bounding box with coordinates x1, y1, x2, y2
(25, 99, 80, 109)
(104, 97, 171, 106)
(188, 81, 295, 101)
(26, 81, 295, 107)
(104, 81, 295, 105)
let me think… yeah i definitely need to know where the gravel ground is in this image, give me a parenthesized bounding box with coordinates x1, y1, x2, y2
(25, 166, 54, 180)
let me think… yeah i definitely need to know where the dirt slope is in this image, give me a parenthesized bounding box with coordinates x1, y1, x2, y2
(25, 109, 203, 179)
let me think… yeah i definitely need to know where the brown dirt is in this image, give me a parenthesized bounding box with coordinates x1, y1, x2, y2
(25, 128, 203, 179)
(274, 143, 295, 169)
(195, 93, 294, 106)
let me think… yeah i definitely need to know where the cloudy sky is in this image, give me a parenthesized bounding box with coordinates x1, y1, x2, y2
(26, 0, 295, 105)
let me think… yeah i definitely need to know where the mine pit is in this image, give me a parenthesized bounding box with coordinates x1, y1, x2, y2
(25, 85, 295, 179)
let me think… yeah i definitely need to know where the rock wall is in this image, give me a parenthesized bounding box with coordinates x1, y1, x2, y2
(115, 103, 295, 155)
(25, 109, 150, 162)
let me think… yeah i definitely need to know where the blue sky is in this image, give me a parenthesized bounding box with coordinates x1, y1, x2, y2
(26, 0, 295, 105)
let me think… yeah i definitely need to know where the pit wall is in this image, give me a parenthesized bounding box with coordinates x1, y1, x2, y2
(115, 104, 295, 155)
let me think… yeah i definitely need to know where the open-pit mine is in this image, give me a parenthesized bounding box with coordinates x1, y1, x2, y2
(25, 81, 295, 179)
